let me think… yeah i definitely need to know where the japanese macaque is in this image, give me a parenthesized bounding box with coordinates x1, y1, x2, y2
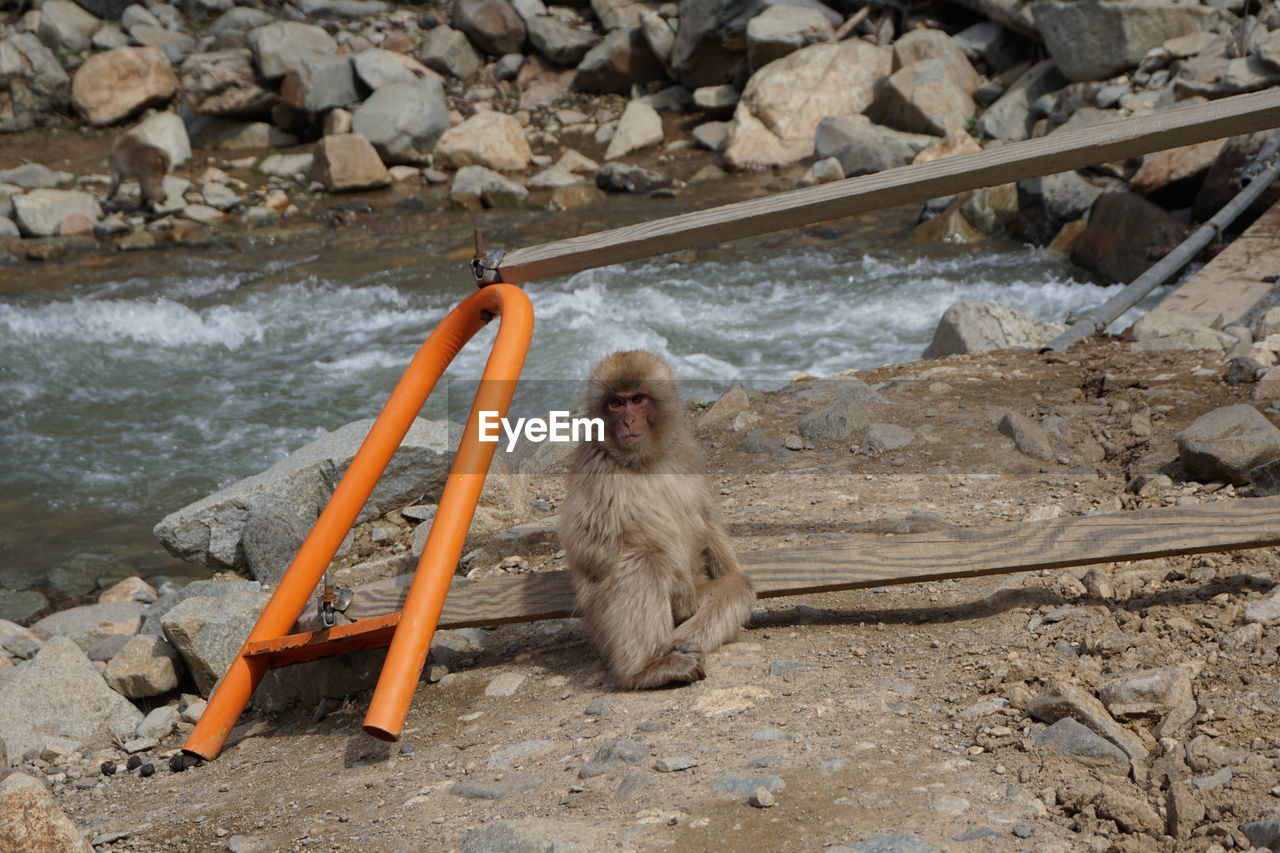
(559, 351, 755, 688)
(107, 134, 170, 210)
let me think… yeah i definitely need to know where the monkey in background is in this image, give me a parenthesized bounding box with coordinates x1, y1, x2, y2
(559, 351, 756, 689)
(107, 134, 170, 211)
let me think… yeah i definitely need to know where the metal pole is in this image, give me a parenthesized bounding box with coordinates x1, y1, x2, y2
(1044, 129, 1280, 352)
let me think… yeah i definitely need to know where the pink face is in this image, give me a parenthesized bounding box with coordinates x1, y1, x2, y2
(607, 392, 651, 449)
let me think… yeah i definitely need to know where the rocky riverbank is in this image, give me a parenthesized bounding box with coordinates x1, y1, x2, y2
(2, 0, 1280, 279)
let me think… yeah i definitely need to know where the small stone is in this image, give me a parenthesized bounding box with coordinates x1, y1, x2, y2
(748, 786, 775, 807)
(654, 755, 697, 772)
(484, 672, 526, 696)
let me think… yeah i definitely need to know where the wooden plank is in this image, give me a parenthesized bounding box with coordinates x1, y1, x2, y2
(339, 496, 1280, 628)
(495, 89, 1280, 284)
(1145, 199, 1280, 326)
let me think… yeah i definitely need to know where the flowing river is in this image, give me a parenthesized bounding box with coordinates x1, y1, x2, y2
(0, 200, 1161, 610)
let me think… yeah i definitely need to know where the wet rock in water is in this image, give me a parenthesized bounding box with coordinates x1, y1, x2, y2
(1016, 170, 1113, 242)
(1178, 403, 1280, 485)
(352, 77, 449, 165)
(0, 772, 94, 853)
(0, 636, 143, 758)
(604, 98, 662, 160)
(105, 634, 183, 698)
(257, 152, 313, 178)
(869, 58, 975, 137)
(159, 589, 269, 696)
(922, 301, 1066, 358)
(596, 161, 668, 193)
(745, 6, 833, 73)
(450, 774, 540, 799)
(70, 46, 179, 126)
(1032, 717, 1129, 774)
(726, 40, 889, 169)
(0, 590, 48, 624)
(280, 56, 359, 113)
(418, 26, 482, 80)
(246, 21, 338, 81)
(998, 412, 1054, 461)
(1070, 192, 1189, 285)
(0, 34, 71, 133)
(574, 25, 664, 94)
(37, 0, 102, 53)
(435, 111, 532, 172)
(452, 0, 527, 57)
(1033, 0, 1231, 82)
(1027, 681, 1148, 761)
(450, 165, 528, 210)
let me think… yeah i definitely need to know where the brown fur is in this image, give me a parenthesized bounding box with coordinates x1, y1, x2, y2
(108, 135, 170, 210)
(559, 351, 756, 689)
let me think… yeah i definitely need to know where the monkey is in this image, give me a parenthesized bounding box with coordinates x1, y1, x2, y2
(107, 134, 171, 211)
(558, 351, 756, 689)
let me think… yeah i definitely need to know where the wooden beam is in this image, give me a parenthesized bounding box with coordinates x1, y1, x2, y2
(340, 496, 1280, 628)
(495, 89, 1280, 285)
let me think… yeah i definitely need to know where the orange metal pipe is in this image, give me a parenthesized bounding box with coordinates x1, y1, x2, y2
(184, 284, 534, 760)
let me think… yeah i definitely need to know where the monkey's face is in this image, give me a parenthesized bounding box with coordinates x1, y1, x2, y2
(607, 391, 652, 450)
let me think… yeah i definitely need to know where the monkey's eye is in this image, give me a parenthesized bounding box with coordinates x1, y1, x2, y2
(630, 394, 646, 405)
(608, 398, 624, 410)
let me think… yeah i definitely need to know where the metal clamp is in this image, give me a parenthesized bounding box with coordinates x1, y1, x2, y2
(470, 228, 506, 286)
(318, 572, 353, 628)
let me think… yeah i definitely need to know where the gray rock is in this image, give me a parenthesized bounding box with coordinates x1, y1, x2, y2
(691, 120, 731, 151)
(1019, 170, 1108, 233)
(814, 114, 935, 177)
(105, 633, 183, 698)
(1241, 819, 1280, 852)
(484, 672, 527, 696)
(1165, 782, 1204, 839)
(865, 423, 914, 452)
(487, 739, 555, 770)
(180, 50, 278, 119)
(160, 589, 269, 695)
(255, 647, 386, 713)
(239, 504, 309, 588)
(135, 704, 179, 740)
(870, 58, 974, 137)
(837, 832, 940, 853)
(37, 0, 102, 53)
(127, 109, 191, 166)
(12, 188, 102, 238)
(615, 771, 648, 800)
(1094, 786, 1162, 835)
(1244, 589, 1280, 624)
(639, 9, 674, 72)
(130, 23, 197, 64)
(526, 15, 600, 67)
(977, 60, 1065, 142)
(297, 0, 390, 17)
(225, 836, 267, 853)
(1032, 717, 1129, 773)
(311, 134, 390, 192)
(246, 21, 338, 81)
(798, 399, 868, 442)
(1178, 404, 1280, 485)
(450, 165, 528, 210)
(418, 26, 482, 80)
(352, 77, 449, 165)
(1032, 0, 1232, 82)
(0, 772, 94, 853)
(140, 580, 263, 635)
(351, 47, 428, 91)
(746, 5, 833, 72)
(450, 774, 540, 799)
(954, 21, 1018, 72)
(711, 773, 785, 794)
(1192, 766, 1232, 791)
(575, 25, 664, 94)
(452, 0, 526, 57)
(692, 84, 738, 117)
(209, 7, 274, 50)
(283, 56, 358, 112)
(1027, 680, 1148, 762)
(494, 53, 524, 80)
(1098, 665, 1193, 720)
(0, 217, 17, 239)
(923, 301, 1065, 358)
(0, 636, 143, 758)
(0, 590, 49, 624)
(459, 822, 554, 853)
(154, 418, 450, 572)
(32, 601, 146, 651)
(0, 620, 43, 659)
(998, 412, 1054, 461)
(0, 34, 71, 133)
(0, 163, 73, 189)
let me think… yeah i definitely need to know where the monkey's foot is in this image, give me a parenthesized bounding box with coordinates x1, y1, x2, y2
(628, 643, 705, 688)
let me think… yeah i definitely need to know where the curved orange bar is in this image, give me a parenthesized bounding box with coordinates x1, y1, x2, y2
(184, 284, 533, 760)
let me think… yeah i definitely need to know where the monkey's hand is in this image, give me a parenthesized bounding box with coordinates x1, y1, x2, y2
(664, 643, 706, 683)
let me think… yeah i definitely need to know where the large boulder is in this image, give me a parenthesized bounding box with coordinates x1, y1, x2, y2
(452, 0, 527, 57)
(280, 56, 359, 112)
(668, 0, 750, 88)
(745, 6, 833, 72)
(246, 21, 338, 81)
(12, 189, 102, 238)
(1070, 192, 1189, 284)
(418, 25, 482, 80)
(0, 636, 143, 759)
(1193, 132, 1280, 223)
(977, 59, 1065, 142)
(813, 114, 935, 176)
(1031, 0, 1232, 82)
(351, 77, 449, 164)
(209, 6, 274, 50)
(434, 111, 533, 171)
(351, 47, 436, 91)
(574, 25, 665, 94)
(70, 46, 178, 126)
(892, 28, 981, 94)
(180, 49, 277, 117)
(869, 58, 975, 137)
(450, 165, 529, 210)
(153, 417, 449, 572)
(1178, 404, 1280, 485)
(525, 15, 600, 67)
(923, 301, 1067, 358)
(605, 98, 663, 160)
(104, 633, 183, 698)
(1130, 138, 1226, 209)
(129, 23, 196, 64)
(0, 773, 94, 853)
(160, 589, 269, 696)
(37, 0, 102, 53)
(724, 40, 889, 169)
(0, 34, 71, 133)
(31, 600, 145, 651)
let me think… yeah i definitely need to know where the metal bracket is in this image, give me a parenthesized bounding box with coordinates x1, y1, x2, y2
(318, 572, 353, 628)
(470, 228, 506, 286)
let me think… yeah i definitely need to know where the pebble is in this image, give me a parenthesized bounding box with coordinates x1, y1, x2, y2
(653, 755, 697, 772)
(484, 672, 526, 697)
(748, 787, 775, 807)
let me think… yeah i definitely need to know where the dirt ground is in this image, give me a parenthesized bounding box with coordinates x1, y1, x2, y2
(46, 341, 1280, 853)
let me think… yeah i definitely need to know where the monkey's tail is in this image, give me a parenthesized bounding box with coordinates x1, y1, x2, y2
(674, 572, 755, 653)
